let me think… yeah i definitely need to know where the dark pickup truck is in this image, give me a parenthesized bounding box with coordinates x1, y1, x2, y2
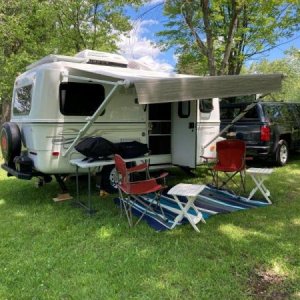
(220, 101, 300, 166)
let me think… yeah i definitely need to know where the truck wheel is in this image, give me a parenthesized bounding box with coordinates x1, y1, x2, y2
(0, 122, 22, 166)
(275, 140, 289, 166)
(101, 165, 119, 193)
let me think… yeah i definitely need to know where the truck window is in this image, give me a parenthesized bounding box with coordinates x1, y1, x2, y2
(13, 85, 32, 116)
(59, 82, 105, 116)
(220, 104, 259, 121)
(264, 104, 281, 121)
(293, 104, 300, 120)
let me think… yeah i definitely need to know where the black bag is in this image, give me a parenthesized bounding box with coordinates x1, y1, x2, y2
(75, 137, 117, 159)
(115, 141, 149, 158)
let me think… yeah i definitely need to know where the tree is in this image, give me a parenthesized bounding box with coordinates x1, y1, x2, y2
(50, 0, 140, 54)
(158, 0, 300, 76)
(248, 48, 300, 101)
(0, 0, 141, 122)
(0, 0, 55, 122)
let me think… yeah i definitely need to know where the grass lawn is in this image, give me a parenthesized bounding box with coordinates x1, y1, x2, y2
(0, 157, 300, 299)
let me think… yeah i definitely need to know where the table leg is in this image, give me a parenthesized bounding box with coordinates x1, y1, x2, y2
(72, 167, 97, 215)
(171, 196, 202, 232)
(253, 175, 271, 203)
(248, 174, 272, 203)
(71, 166, 81, 208)
(76, 166, 79, 200)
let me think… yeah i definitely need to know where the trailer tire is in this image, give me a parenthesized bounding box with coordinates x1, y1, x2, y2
(0, 122, 22, 166)
(101, 165, 119, 193)
(101, 162, 135, 194)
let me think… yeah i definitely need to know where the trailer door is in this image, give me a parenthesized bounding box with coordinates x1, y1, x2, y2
(171, 101, 197, 168)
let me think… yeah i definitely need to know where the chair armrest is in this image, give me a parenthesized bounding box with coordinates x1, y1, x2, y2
(200, 155, 215, 160)
(156, 172, 168, 180)
(155, 172, 168, 186)
(127, 162, 148, 174)
(200, 155, 216, 163)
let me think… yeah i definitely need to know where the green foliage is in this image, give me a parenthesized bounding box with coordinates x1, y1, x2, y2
(159, 0, 300, 76)
(0, 0, 55, 103)
(50, 0, 137, 54)
(248, 48, 300, 101)
(0, 160, 300, 298)
(0, 0, 141, 110)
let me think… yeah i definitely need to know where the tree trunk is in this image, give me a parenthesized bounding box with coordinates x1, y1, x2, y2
(201, 0, 217, 76)
(1, 100, 11, 124)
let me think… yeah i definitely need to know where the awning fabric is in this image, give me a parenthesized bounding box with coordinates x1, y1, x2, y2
(65, 63, 282, 105)
(133, 74, 283, 104)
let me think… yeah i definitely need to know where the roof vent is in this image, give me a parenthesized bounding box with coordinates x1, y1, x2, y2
(75, 50, 128, 68)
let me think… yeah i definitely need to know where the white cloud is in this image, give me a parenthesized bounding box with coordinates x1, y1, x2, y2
(143, 0, 165, 6)
(117, 19, 174, 72)
(129, 55, 174, 72)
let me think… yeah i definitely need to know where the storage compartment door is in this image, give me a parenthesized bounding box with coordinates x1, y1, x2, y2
(171, 101, 197, 168)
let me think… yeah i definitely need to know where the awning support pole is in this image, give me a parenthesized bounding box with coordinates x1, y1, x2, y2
(200, 95, 266, 156)
(63, 81, 125, 157)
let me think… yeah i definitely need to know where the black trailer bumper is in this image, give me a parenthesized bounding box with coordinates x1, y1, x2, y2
(1, 163, 33, 180)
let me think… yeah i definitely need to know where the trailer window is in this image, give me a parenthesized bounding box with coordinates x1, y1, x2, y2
(178, 102, 190, 118)
(59, 82, 105, 116)
(199, 99, 213, 113)
(13, 85, 32, 115)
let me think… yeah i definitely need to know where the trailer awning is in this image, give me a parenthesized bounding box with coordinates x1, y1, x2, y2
(133, 74, 283, 104)
(64, 63, 282, 104)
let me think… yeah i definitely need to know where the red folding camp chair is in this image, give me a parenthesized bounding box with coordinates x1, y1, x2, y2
(114, 154, 168, 227)
(211, 139, 246, 193)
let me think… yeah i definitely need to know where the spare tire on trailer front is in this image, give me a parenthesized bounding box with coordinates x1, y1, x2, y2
(0, 122, 22, 167)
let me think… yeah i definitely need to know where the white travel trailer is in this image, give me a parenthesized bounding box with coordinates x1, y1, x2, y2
(0, 50, 282, 190)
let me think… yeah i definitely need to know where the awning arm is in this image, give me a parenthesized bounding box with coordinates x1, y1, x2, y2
(62, 80, 126, 157)
(200, 95, 266, 156)
(66, 74, 131, 87)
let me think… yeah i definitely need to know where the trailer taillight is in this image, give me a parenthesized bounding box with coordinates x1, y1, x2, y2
(52, 151, 60, 157)
(260, 125, 270, 142)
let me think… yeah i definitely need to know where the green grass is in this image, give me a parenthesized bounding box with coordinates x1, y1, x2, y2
(0, 158, 300, 299)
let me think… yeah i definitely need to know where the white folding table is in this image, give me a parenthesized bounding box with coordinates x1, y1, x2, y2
(246, 167, 274, 203)
(70, 155, 153, 214)
(167, 183, 206, 232)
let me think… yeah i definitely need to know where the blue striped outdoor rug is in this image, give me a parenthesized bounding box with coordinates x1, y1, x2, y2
(114, 185, 270, 231)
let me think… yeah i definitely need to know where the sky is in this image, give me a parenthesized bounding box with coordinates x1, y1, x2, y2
(118, 0, 300, 72)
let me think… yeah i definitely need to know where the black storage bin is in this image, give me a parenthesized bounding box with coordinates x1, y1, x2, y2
(115, 141, 149, 158)
(13, 156, 33, 173)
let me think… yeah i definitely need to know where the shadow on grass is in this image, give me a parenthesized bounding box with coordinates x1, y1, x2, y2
(0, 161, 300, 299)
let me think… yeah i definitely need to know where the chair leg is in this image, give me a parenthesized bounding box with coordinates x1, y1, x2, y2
(213, 171, 219, 188)
(130, 193, 167, 226)
(154, 192, 167, 220)
(218, 171, 246, 194)
(134, 196, 157, 226)
(240, 170, 246, 193)
(118, 189, 133, 227)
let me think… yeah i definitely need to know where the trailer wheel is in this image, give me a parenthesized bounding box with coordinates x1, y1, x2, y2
(101, 165, 119, 193)
(0, 122, 22, 166)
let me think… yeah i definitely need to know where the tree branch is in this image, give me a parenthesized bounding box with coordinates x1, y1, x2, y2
(181, 1, 207, 56)
(92, 3, 99, 49)
(201, 0, 216, 75)
(220, 0, 242, 75)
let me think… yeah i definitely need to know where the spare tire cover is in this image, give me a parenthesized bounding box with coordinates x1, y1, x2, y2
(0, 122, 22, 165)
